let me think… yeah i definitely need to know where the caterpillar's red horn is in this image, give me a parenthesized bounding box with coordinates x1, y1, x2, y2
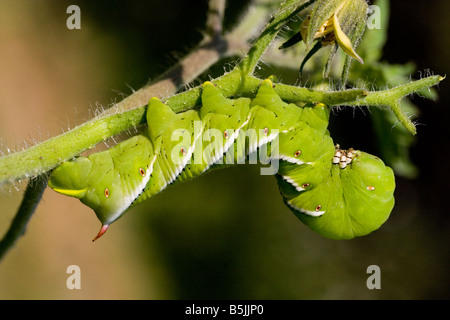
(92, 224, 109, 242)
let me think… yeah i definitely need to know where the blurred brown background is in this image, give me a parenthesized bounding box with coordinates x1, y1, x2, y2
(0, 0, 448, 299)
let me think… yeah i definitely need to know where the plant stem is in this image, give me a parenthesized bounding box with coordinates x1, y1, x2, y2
(345, 75, 444, 134)
(0, 74, 443, 185)
(0, 108, 147, 184)
(0, 176, 48, 261)
(237, 0, 314, 76)
(205, 0, 226, 38)
(103, 0, 276, 115)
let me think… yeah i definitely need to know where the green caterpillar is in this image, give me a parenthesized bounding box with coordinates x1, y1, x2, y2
(49, 79, 395, 240)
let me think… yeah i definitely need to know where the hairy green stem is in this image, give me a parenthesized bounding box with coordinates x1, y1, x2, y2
(238, 0, 314, 76)
(0, 74, 441, 185)
(0, 0, 443, 185)
(0, 108, 147, 184)
(345, 75, 444, 134)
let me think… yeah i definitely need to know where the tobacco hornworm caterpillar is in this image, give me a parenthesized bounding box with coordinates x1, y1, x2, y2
(49, 79, 395, 240)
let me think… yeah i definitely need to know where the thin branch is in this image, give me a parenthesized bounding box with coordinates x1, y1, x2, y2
(103, 0, 275, 116)
(0, 176, 48, 261)
(206, 0, 226, 39)
(237, 0, 315, 76)
(345, 75, 445, 135)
